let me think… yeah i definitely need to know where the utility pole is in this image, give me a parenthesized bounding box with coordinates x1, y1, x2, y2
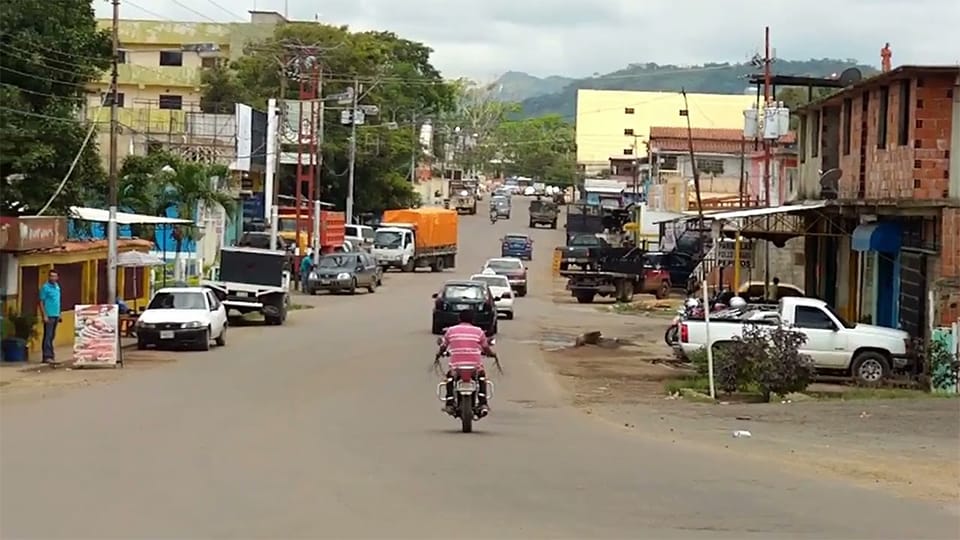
(681, 87, 715, 400)
(269, 59, 288, 251)
(313, 68, 324, 256)
(107, 0, 120, 303)
(346, 77, 359, 224)
(762, 26, 773, 300)
(410, 112, 418, 182)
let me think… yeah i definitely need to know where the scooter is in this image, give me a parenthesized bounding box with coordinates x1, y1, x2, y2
(435, 338, 498, 433)
(490, 212, 498, 224)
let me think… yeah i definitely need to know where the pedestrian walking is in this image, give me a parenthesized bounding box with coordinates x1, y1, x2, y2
(38, 269, 62, 364)
(299, 249, 314, 292)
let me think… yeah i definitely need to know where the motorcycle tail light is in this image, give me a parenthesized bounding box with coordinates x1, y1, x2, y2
(459, 369, 474, 382)
(680, 323, 689, 343)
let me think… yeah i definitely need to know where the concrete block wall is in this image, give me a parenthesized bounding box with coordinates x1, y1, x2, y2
(939, 207, 960, 325)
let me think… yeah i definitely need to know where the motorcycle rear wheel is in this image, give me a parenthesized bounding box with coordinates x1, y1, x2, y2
(459, 395, 473, 433)
(664, 325, 679, 346)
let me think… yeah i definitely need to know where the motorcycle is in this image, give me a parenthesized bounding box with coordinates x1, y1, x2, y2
(435, 338, 500, 433)
(490, 212, 498, 224)
(664, 297, 730, 346)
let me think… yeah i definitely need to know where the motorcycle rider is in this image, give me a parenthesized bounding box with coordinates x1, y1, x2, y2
(437, 309, 497, 415)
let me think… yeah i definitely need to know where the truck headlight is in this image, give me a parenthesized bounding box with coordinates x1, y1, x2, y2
(337, 272, 351, 280)
(181, 321, 204, 329)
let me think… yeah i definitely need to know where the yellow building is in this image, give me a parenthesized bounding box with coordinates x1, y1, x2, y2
(575, 89, 756, 174)
(6, 239, 154, 353)
(85, 11, 286, 163)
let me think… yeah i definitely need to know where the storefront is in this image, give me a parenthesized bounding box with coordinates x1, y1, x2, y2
(852, 220, 902, 328)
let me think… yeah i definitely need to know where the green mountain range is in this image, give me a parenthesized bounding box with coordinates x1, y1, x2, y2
(497, 59, 878, 120)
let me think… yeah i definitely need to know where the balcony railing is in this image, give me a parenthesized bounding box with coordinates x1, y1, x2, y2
(86, 101, 235, 139)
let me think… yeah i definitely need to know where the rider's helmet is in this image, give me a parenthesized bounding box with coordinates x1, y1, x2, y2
(729, 296, 747, 309)
(684, 298, 700, 309)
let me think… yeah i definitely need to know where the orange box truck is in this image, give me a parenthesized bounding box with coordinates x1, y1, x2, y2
(373, 207, 458, 272)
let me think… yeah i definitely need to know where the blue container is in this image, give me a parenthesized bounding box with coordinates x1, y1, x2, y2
(1, 338, 27, 362)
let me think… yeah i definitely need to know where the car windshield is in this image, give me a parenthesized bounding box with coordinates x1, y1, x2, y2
(486, 259, 522, 271)
(374, 230, 403, 248)
(641, 254, 665, 268)
(472, 275, 509, 288)
(505, 235, 529, 244)
(569, 234, 600, 246)
(148, 292, 206, 310)
(825, 304, 857, 329)
(318, 255, 356, 268)
(443, 285, 485, 300)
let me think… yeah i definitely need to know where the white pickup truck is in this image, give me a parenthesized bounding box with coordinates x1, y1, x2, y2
(678, 297, 913, 384)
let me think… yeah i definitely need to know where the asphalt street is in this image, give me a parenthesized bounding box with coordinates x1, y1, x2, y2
(1, 201, 958, 539)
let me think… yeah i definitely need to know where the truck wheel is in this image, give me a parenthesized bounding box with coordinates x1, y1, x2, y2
(655, 281, 670, 299)
(574, 291, 595, 304)
(402, 258, 416, 272)
(517, 286, 527, 297)
(851, 351, 890, 385)
(430, 257, 445, 272)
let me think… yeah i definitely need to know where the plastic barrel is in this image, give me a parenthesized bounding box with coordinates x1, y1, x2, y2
(1, 338, 27, 363)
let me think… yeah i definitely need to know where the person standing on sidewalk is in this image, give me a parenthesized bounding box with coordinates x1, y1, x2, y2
(299, 249, 314, 292)
(38, 269, 62, 364)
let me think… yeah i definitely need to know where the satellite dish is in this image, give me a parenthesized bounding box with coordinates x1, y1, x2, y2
(838, 68, 862, 86)
(819, 168, 842, 200)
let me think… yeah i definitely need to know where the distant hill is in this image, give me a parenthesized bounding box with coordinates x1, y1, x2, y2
(488, 71, 575, 102)
(512, 59, 879, 120)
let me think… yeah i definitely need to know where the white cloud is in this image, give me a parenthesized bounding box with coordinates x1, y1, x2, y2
(99, 0, 960, 81)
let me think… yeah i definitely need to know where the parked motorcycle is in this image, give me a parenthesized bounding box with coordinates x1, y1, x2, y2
(665, 298, 701, 346)
(435, 338, 499, 433)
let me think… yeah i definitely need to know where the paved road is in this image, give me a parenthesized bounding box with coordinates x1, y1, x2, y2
(2, 202, 957, 539)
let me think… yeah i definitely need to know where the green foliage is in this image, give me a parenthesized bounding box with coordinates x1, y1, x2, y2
(516, 59, 879, 120)
(687, 323, 815, 401)
(491, 115, 576, 184)
(0, 0, 111, 215)
(929, 339, 959, 392)
(116, 151, 235, 248)
(3, 309, 38, 340)
(203, 23, 456, 213)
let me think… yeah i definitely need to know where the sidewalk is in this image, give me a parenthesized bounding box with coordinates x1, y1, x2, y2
(0, 338, 150, 403)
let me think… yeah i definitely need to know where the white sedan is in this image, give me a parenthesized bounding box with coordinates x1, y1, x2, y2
(471, 270, 515, 320)
(136, 287, 228, 351)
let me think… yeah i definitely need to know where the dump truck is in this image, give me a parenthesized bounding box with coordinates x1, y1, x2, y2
(203, 247, 291, 325)
(528, 198, 559, 228)
(448, 181, 477, 214)
(373, 207, 458, 272)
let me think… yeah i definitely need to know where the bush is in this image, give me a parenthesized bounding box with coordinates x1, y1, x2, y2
(688, 345, 753, 394)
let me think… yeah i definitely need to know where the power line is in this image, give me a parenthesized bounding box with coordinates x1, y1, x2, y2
(202, 0, 246, 22)
(124, 0, 169, 20)
(168, 1, 219, 23)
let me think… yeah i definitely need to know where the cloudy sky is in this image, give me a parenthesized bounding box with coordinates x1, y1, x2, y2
(99, 0, 960, 81)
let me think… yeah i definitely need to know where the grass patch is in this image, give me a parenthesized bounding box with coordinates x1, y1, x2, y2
(288, 303, 313, 311)
(664, 375, 711, 395)
(807, 387, 958, 400)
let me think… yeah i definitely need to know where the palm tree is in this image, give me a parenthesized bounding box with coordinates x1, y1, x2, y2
(159, 161, 236, 279)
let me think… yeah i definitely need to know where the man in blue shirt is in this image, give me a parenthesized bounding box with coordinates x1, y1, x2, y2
(299, 249, 314, 292)
(38, 269, 62, 364)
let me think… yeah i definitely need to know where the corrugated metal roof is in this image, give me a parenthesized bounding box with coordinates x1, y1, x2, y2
(70, 206, 192, 225)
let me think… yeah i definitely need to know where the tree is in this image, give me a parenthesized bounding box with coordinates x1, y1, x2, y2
(442, 81, 519, 174)
(200, 60, 248, 114)
(212, 23, 457, 213)
(0, 0, 112, 216)
(491, 115, 577, 184)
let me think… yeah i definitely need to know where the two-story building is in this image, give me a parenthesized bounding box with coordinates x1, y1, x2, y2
(795, 65, 959, 337)
(86, 11, 284, 165)
(575, 90, 755, 176)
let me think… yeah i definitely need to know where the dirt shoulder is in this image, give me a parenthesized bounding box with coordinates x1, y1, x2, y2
(538, 280, 960, 503)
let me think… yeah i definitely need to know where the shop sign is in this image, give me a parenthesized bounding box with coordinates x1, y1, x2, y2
(0, 217, 67, 251)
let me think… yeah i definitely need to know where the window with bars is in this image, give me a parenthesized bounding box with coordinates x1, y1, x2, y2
(696, 159, 724, 175)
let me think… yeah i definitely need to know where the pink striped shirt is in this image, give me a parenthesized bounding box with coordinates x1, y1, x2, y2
(441, 323, 489, 368)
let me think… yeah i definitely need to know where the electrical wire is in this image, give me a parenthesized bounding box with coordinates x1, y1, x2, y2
(202, 0, 246, 22)
(33, 94, 108, 215)
(124, 0, 170, 20)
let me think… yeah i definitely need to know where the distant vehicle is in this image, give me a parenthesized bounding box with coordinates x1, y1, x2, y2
(500, 233, 533, 260)
(431, 280, 499, 336)
(136, 287, 228, 351)
(344, 224, 375, 252)
(491, 197, 511, 219)
(528, 198, 559, 229)
(471, 270, 514, 320)
(482, 257, 527, 297)
(523, 186, 536, 196)
(373, 208, 458, 272)
(306, 251, 380, 294)
(203, 247, 291, 326)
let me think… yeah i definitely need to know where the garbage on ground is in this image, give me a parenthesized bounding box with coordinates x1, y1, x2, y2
(732, 430, 752, 438)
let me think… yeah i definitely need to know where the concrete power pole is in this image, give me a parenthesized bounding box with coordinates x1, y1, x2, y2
(313, 68, 324, 256)
(346, 77, 359, 224)
(107, 0, 120, 303)
(269, 54, 289, 251)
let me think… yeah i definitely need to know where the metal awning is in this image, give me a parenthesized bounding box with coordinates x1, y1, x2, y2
(704, 201, 828, 221)
(69, 206, 192, 225)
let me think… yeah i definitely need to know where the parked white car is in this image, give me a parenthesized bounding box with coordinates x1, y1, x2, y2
(471, 270, 515, 319)
(136, 287, 228, 351)
(678, 297, 912, 384)
(345, 224, 375, 252)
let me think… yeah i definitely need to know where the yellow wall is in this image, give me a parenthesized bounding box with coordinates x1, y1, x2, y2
(15, 246, 152, 352)
(575, 90, 756, 169)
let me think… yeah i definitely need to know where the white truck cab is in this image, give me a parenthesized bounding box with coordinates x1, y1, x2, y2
(373, 224, 416, 270)
(679, 297, 913, 384)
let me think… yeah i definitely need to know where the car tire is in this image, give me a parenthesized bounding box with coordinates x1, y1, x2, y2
(348, 279, 358, 295)
(431, 318, 444, 335)
(505, 311, 514, 320)
(367, 279, 377, 293)
(215, 326, 226, 347)
(137, 339, 147, 350)
(655, 281, 670, 300)
(851, 351, 890, 385)
(517, 287, 527, 297)
(199, 329, 211, 351)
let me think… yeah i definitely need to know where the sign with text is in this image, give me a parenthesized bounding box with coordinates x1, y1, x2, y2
(0, 217, 67, 251)
(73, 304, 119, 367)
(716, 239, 753, 267)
